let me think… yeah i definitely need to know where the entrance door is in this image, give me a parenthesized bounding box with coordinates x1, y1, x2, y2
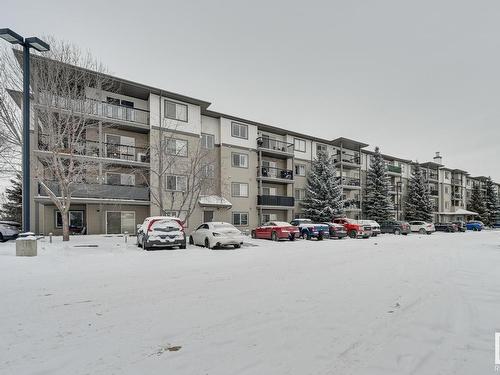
(106, 211, 136, 234)
(203, 210, 214, 223)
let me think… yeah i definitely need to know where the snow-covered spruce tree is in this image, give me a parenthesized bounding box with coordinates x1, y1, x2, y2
(483, 177, 498, 227)
(363, 147, 393, 222)
(468, 184, 486, 221)
(301, 151, 343, 222)
(404, 163, 433, 222)
(0, 172, 22, 223)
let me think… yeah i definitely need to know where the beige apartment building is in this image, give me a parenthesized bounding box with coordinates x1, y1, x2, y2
(14, 60, 499, 235)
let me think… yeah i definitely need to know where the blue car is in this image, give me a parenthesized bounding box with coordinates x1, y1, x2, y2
(290, 219, 330, 240)
(466, 221, 484, 231)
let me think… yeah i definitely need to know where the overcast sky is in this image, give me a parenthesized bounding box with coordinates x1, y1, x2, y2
(2, 0, 500, 180)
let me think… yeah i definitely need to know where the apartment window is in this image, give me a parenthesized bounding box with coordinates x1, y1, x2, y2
(166, 175, 187, 191)
(232, 212, 249, 226)
(202, 164, 215, 178)
(263, 213, 278, 222)
(106, 172, 135, 186)
(295, 188, 306, 201)
(231, 182, 249, 197)
(294, 138, 306, 152)
(55, 210, 84, 228)
(445, 202, 450, 209)
(231, 122, 248, 139)
(165, 100, 188, 122)
(232, 152, 248, 168)
(166, 138, 188, 157)
(262, 187, 277, 196)
(316, 143, 327, 154)
(445, 186, 449, 194)
(445, 171, 450, 179)
(201, 133, 215, 149)
(295, 164, 306, 176)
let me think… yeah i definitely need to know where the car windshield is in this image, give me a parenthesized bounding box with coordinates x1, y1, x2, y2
(214, 224, 237, 230)
(152, 220, 181, 232)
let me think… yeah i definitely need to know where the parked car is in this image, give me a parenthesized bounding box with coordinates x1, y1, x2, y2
(251, 221, 300, 241)
(434, 222, 457, 232)
(408, 221, 435, 234)
(137, 216, 183, 246)
(0, 221, 20, 242)
(332, 218, 371, 238)
(321, 222, 348, 239)
(290, 218, 330, 240)
(359, 220, 381, 237)
(466, 221, 484, 231)
(451, 221, 467, 232)
(379, 220, 411, 235)
(190, 222, 244, 249)
(139, 219, 186, 250)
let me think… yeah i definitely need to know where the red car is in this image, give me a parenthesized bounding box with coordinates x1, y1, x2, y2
(332, 218, 372, 239)
(251, 221, 300, 241)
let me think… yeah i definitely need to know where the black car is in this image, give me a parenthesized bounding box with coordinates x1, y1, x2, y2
(434, 223, 457, 232)
(321, 222, 348, 239)
(452, 221, 467, 232)
(380, 220, 411, 235)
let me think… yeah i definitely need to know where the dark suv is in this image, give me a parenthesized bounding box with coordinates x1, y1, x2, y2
(434, 223, 457, 232)
(380, 220, 411, 235)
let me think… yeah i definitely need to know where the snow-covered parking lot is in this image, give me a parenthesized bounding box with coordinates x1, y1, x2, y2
(1, 230, 499, 374)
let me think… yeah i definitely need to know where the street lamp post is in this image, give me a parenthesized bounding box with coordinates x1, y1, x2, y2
(396, 180, 403, 220)
(0, 28, 50, 232)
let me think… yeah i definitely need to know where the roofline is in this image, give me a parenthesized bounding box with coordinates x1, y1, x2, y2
(361, 149, 412, 163)
(331, 137, 369, 149)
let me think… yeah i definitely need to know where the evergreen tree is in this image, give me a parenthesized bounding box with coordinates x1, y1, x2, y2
(404, 163, 433, 222)
(363, 147, 393, 222)
(301, 151, 343, 222)
(468, 184, 486, 222)
(483, 177, 498, 227)
(0, 173, 22, 223)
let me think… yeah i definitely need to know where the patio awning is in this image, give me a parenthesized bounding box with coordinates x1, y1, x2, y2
(198, 195, 232, 208)
(438, 208, 478, 215)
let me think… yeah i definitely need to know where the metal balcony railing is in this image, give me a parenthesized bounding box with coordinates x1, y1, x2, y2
(38, 134, 150, 163)
(451, 178, 462, 185)
(256, 137, 294, 153)
(337, 176, 361, 187)
(344, 200, 361, 209)
(43, 95, 150, 125)
(39, 181, 150, 201)
(257, 195, 295, 207)
(257, 166, 294, 180)
(334, 151, 361, 165)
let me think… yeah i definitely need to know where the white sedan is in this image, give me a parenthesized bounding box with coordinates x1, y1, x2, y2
(189, 222, 245, 249)
(409, 221, 435, 234)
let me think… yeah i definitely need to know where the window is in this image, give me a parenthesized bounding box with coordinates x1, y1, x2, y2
(295, 164, 306, 176)
(165, 100, 188, 122)
(316, 143, 327, 154)
(231, 182, 249, 197)
(55, 210, 84, 228)
(445, 186, 449, 194)
(445, 171, 450, 179)
(106, 172, 135, 186)
(262, 187, 277, 196)
(231, 152, 248, 168)
(202, 164, 215, 178)
(232, 212, 249, 226)
(263, 213, 277, 222)
(201, 133, 215, 149)
(231, 122, 248, 139)
(166, 175, 187, 191)
(166, 138, 188, 157)
(294, 138, 306, 152)
(295, 188, 306, 201)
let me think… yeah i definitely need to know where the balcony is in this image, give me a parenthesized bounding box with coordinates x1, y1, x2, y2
(452, 193, 463, 200)
(344, 200, 361, 210)
(38, 181, 150, 201)
(388, 185, 403, 194)
(426, 171, 439, 181)
(38, 134, 150, 164)
(429, 189, 439, 196)
(337, 176, 361, 189)
(451, 178, 462, 185)
(257, 166, 294, 183)
(257, 137, 294, 158)
(386, 164, 402, 175)
(40, 95, 150, 128)
(257, 195, 295, 207)
(333, 151, 361, 168)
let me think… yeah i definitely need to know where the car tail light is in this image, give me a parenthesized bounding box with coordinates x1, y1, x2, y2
(427, 224, 432, 228)
(147, 219, 160, 232)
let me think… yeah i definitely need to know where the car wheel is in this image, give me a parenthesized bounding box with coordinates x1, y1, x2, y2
(205, 238, 212, 249)
(271, 231, 278, 241)
(472, 227, 478, 231)
(394, 228, 401, 235)
(427, 232, 432, 235)
(142, 238, 150, 251)
(289, 234, 295, 241)
(179, 241, 187, 249)
(306, 231, 312, 240)
(0, 233, 4, 243)
(348, 230, 357, 239)
(234, 243, 241, 249)
(419, 228, 426, 234)
(251, 230, 256, 239)
(189, 236, 194, 245)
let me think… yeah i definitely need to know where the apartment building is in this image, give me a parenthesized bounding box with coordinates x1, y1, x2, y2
(13, 56, 499, 235)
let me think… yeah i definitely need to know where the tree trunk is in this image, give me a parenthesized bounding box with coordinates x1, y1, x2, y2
(62, 210, 70, 241)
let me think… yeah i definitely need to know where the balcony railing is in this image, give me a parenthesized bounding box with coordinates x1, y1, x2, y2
(451, 178, 462, 185)
(38, 134, 150, 163)
(427, 171, 439, 180)
(334, 151, 361, 165)
(257, 195, 295, 207)
(43, 95, 150, 125)
(257, 166, 293, 180)
(337, 176, 361, 187)
(344, 200, 361, 209)
(39, 181, 150, 201)
(256, 137, 294, 154)
(430, 189, 439, 196)
(386, 164, 402, 174)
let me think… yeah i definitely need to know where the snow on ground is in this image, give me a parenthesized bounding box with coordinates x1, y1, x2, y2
(1, 231, 499, 375)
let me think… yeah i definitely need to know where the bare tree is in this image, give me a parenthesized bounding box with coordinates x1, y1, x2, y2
(27, 38, 111, 241)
